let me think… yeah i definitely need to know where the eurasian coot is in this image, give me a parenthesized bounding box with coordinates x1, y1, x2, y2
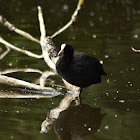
(56, 44, 106, 88)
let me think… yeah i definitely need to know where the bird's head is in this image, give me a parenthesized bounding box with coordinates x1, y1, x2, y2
(58, 44, 74, 56)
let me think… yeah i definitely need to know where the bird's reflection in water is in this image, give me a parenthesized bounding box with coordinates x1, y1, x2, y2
(55, 104, 105, 140)
(41, 93, 105, 140)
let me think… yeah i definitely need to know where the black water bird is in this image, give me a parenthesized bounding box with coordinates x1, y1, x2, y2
(56, 44, 106, 88)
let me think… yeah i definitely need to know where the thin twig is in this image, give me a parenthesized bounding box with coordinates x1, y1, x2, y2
(0, 15, 40, 44)
(38, 6, 46, 42)
(51, 0, 84, 38)
(131, 47, 140, 53)
(0, 45, 10, 59)
(0, 37, 43, 58)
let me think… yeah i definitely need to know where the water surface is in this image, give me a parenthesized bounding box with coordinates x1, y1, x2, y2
(0, 0, 140, 140)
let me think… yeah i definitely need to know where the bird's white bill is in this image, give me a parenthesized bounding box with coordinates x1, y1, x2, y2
(58, 44, 66, 55)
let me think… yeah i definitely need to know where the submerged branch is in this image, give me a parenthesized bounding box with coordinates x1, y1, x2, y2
(0, 15, 40, 44)
(0, 68, 43, 75)
(0, 37, 43, 58)
(51, 0, 84, 38)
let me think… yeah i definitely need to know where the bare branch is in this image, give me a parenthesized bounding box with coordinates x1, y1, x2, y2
(51, 0, 84, 38)
(131, 47, 140, 53)
(0, 45, 10, 59)
(37, 6, 56, 69)
(40, 37, 59, 70)
(38, 6, 46, 42)
(0, 37, 43, 58)
(0, 15, 40, 44)
(39, 71, 56, 87)
(0, 2, 83, 96)
(0, 92, 59, 98)
(0, 74, 61, 96)
(37, 6, 58, 70)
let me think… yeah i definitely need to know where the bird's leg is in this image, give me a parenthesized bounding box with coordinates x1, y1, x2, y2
(62, 79, 82, 105)
(67, 88, 81, 106)
(74, 88, 82, 106)
(75, 96, 80, 106)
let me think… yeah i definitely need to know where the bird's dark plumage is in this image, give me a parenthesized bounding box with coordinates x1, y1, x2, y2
(56, 44, 106, 88)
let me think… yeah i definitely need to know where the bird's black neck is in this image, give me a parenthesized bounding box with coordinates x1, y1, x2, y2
(63, 53, 73, 64)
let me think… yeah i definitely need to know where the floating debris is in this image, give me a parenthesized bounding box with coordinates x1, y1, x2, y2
(16, 111, 19, 113)
(90, 11, 94, 16)
(10, 136, 14, 139)
(88, 127, 92, 131)
(133, 34, 138, 38)
(131, 68, 134, 71)
(104, 55, 109, 58)
(104, 125, 109, 129)
(107, 79, 109, 83)
(72, 36, 76, 40)
(7, 63, 12, 66)
(63, 4, 69, 11)
(117, 52, 120, 55)
(84, 124, 87, 127)
(128, 82, 133, 86)
(119, 100, 125, 103)
(92, 34, 96, 38)
(106, 92, 109, 95)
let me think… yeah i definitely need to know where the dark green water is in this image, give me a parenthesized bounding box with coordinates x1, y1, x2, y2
(0, 0, 140, 140)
